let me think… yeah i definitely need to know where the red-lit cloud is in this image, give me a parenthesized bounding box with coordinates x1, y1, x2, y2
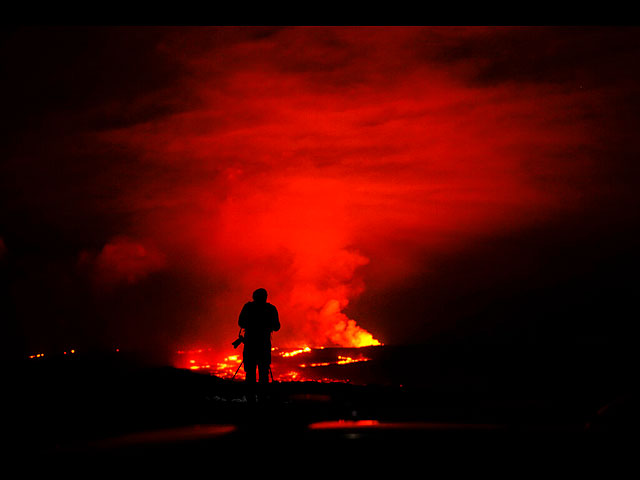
(79, 236, 166, 288)
(81, 27, 605, 348)
(3, 27, 640, 356)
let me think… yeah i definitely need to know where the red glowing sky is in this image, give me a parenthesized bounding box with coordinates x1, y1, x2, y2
(2, 27, 639, 359)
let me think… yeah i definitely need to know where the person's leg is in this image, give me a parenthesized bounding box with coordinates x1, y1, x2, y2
(257, 362, 270, 402)
(244, 358, 257, 403)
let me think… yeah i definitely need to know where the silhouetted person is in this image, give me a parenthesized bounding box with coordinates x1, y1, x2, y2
(238, 288, 280, 403)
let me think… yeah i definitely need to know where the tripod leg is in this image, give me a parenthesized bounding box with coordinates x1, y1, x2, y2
(232, 361, 243, 380)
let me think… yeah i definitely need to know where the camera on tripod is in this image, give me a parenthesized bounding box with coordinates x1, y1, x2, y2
(232, 334, 244, 349)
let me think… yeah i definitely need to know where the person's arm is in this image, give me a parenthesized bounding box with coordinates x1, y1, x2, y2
(239, 303, 249, 329)
(271, 305, 280, 332)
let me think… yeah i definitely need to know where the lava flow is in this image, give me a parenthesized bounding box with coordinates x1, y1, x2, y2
(174, 345, 380, 383)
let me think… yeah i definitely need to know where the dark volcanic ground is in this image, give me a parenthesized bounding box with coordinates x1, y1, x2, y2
(6, 343, 636, 465)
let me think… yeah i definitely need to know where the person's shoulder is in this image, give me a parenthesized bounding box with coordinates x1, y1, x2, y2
(267, 302, 277, 310)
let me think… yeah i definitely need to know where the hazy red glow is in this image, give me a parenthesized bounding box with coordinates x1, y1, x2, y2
(308, 420, 504, 430)
(76, 27, 601, 351)
(6, 27, 637, 357)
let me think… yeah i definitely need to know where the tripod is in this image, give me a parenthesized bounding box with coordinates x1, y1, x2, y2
(232, 329, 275, 382)
(232, 360, 243, 380)
(231, 360, 275, 382)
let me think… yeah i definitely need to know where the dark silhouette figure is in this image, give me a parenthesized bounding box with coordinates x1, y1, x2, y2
(238, 288, 280, 403)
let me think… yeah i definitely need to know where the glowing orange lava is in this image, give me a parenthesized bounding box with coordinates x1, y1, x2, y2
(279, 347, 312, 357)
(175, 345, 378, 383)
(349, 332, 382, 348)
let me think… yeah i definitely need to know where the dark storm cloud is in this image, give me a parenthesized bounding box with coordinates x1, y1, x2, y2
(418, 27, 640, 87)
(1, 27, 195, 133)
(351, 211, 640, 346)
(0, 27, 195, 246)
(0, 27, 200, 358)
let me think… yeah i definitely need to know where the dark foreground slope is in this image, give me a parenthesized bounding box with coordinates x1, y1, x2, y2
(6, 344, 636, 466)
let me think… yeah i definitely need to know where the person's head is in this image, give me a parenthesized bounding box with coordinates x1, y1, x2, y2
(252, 288, 268, 303)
